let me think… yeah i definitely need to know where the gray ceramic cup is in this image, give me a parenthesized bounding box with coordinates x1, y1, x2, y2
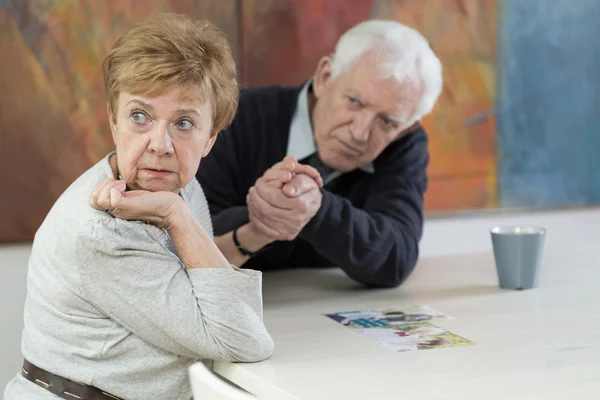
(490, 226, 546, 290)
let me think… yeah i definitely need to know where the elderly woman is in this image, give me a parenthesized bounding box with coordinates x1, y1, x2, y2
(4, 13, 273, 400)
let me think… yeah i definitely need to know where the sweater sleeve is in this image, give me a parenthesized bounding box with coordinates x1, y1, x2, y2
(196, 127, 249, 236)
(197, 86, 296, 236)
(75, 218, 274, 362)
(298, 129, 429, 288)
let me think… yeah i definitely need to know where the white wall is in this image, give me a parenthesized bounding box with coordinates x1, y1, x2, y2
(1, 207, 599, 389)
(0, 243, 30, 390)
(420, 207, 600, 257)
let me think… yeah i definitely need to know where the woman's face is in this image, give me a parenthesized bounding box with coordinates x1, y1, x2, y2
(108, 89, 216, 193)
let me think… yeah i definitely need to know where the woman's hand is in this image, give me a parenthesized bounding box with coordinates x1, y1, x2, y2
(91, 178, 229, 269)
(90, 178, 183, 229)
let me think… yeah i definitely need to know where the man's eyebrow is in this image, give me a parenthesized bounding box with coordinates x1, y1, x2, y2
(381, 113, 403, 124)
(347, 90, 366, 103)
(346, 90, 405, 125)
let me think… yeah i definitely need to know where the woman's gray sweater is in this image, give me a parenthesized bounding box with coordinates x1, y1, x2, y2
(4, 154, 273, 400)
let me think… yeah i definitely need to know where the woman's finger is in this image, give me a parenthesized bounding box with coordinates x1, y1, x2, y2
(122, 190, 147, 198)
(90, 178, 116, 208)
(97, 180, 126, 210)
(110, 187, 125, 211)
(92, 178, 116, 198)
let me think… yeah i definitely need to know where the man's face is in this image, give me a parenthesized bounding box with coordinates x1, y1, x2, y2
(311, 50, 423, 173)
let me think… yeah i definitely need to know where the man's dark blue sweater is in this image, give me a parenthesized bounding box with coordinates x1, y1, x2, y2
(196, 84, 429, 288)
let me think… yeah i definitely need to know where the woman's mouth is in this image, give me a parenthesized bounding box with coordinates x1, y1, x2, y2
(141, 168, 174, 178)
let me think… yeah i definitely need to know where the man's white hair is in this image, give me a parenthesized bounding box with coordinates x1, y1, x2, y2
(330, 20, 443, 126)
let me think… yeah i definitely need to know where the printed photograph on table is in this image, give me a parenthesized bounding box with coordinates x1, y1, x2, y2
(325, 305, 454, 328)
(355, 322, 475, 353)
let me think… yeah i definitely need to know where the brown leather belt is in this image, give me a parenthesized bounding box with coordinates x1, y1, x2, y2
(21, 359, 124, 400)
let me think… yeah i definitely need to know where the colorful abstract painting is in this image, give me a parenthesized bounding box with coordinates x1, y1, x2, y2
(0, 0, 239, 242)
(1, 0, 599, 242)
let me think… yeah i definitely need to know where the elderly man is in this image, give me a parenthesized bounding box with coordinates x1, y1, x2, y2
(200, 20, 443, 288)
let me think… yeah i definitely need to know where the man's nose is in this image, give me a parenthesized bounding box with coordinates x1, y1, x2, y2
(350, 112, 373, 143)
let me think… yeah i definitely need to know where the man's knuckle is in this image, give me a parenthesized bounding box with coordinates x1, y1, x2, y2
(285, 233, 296, 241)
(297, 202, 308, 213)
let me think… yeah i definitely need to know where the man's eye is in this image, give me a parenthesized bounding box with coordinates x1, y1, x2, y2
(176, 119, 194, 130)
(130, 111, 149, 124)
(381, 117, 394, 127)
(347, 96, 361, 105)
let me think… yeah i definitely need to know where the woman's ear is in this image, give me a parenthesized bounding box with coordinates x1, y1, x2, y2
(202, 132, 219, 157)
(312, 55, 333, 100)
(107, 103, 117, 142)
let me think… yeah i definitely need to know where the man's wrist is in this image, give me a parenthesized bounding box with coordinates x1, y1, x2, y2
(236, 223, 273, 254)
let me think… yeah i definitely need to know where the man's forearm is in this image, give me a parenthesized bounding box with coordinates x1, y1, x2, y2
(211, 206, 251, 236)
(299, 190, 423, 288)
(215, 223, 273, 267)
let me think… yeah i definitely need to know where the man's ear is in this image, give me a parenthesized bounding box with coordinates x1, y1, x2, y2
(312, 55, 333, 100)
(394, 121, 422, 140)
(401, 121, 421, 135)
(107, 103, 117, 142)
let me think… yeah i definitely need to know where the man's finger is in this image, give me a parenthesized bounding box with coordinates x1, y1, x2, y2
(280, 155, 297, 171)
(249, 210, 282, 239)
(248, 201, 289, 236)
(266, 156, 297, 174)
(282, 174, 320, 198)
(262, 167, 293, 183)
(248, 187, 291, 218)
(253, 181, 298, 210)
(293, 164, 323, 187)
(267, 180, 284, 189)
(247, 188, 299, 236)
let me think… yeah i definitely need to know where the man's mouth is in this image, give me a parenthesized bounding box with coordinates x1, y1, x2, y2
(336, 139, 363, 156)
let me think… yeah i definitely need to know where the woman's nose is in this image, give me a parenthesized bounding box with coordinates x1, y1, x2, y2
(148, 124, 174, 155)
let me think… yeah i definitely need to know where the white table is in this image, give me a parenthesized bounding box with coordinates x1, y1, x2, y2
(214, 242, 600, 399)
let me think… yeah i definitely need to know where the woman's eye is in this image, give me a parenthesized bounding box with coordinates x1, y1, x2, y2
(176, 119, 194, 130)
(130, 111, 149, 124)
